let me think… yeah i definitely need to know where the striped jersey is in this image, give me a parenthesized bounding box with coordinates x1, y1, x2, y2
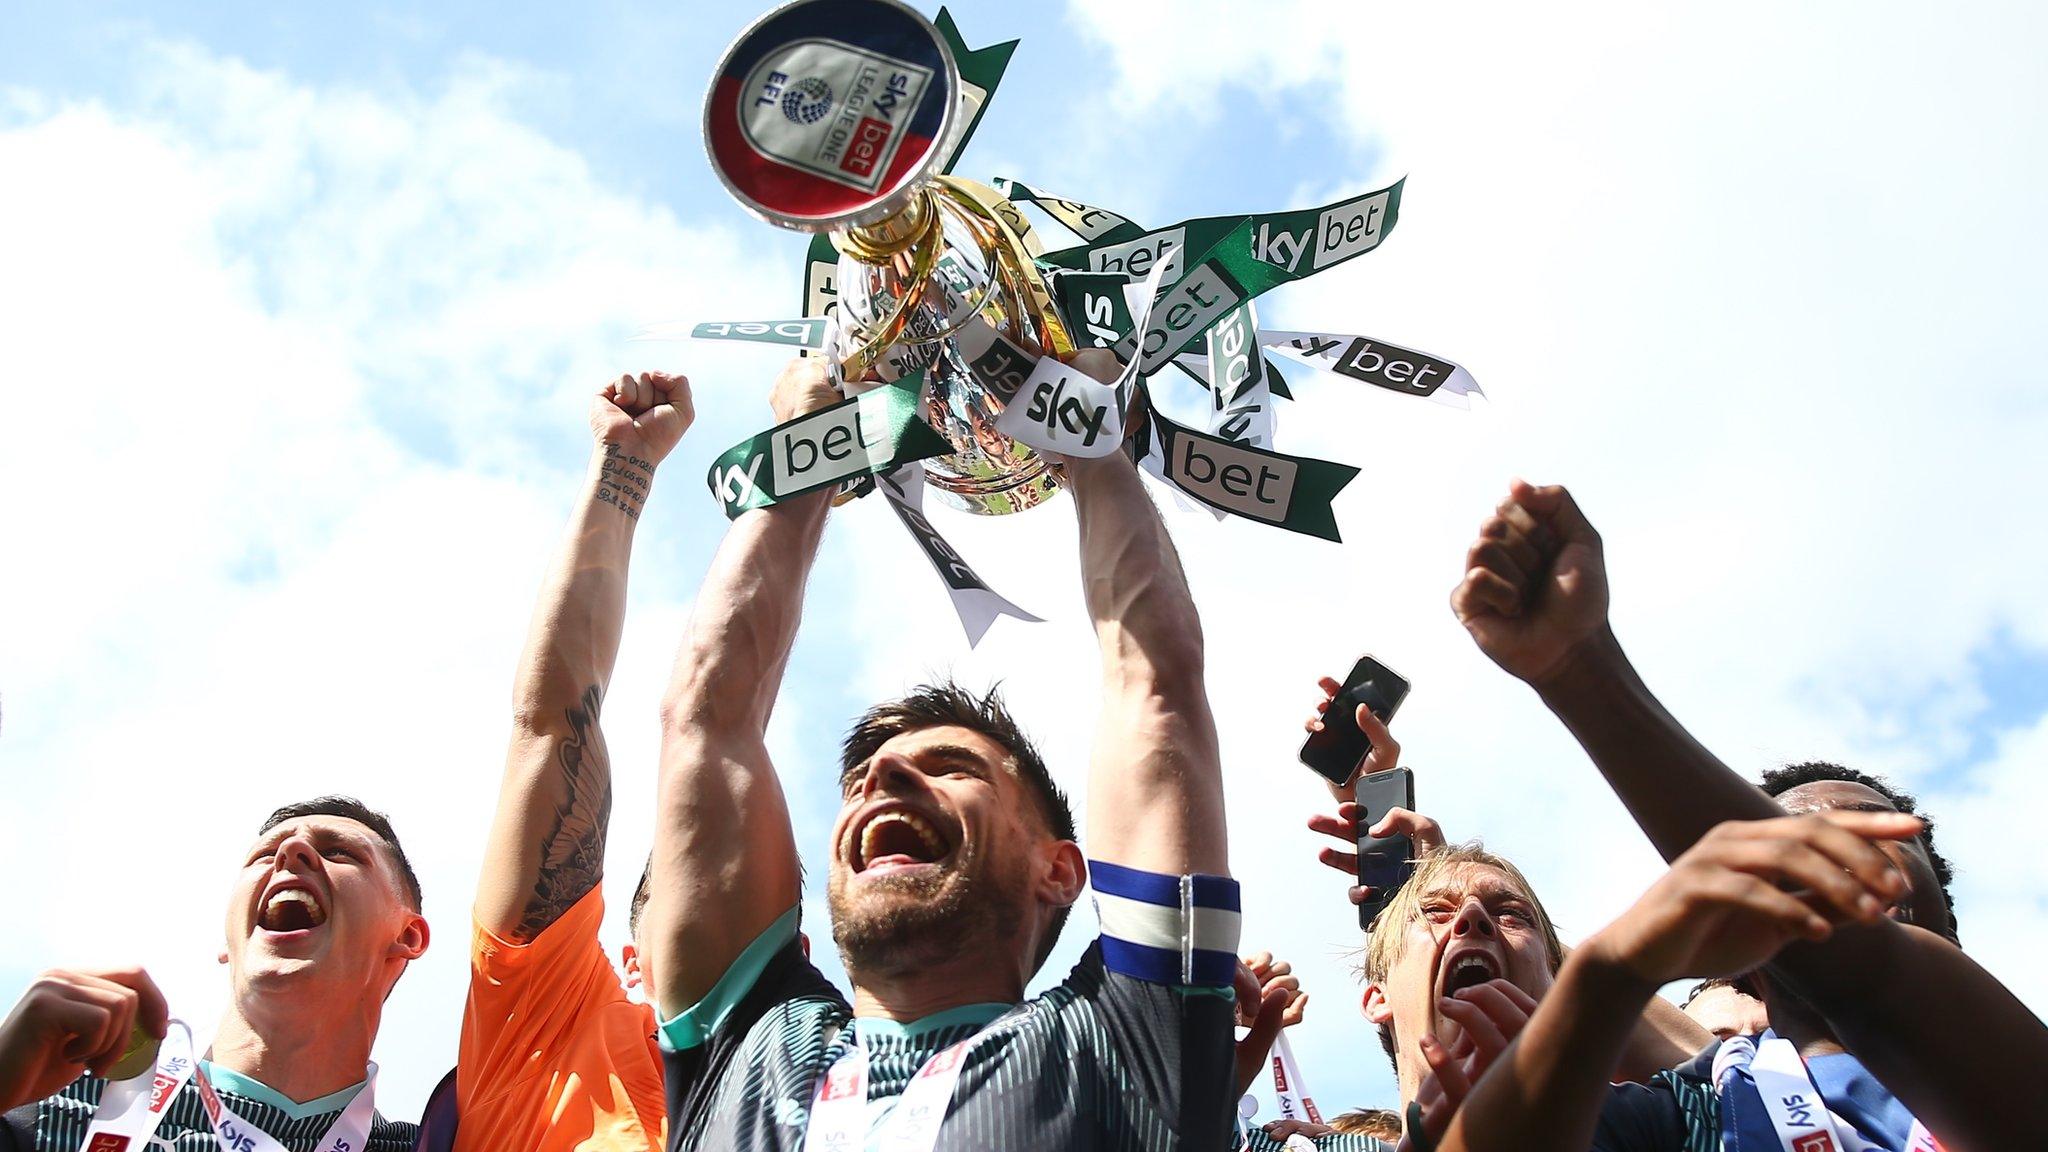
(661, 862, 1242, 1151)
(1, 1072, 417, 1152)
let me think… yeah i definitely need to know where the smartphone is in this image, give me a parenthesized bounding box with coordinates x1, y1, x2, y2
(1299, 655, 1411, 786)
(1354, 766, 1417, 928)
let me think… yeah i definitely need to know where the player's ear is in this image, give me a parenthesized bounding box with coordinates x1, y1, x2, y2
(1363, 980, 1393, 1026)
(1039, 840, 1085, 909)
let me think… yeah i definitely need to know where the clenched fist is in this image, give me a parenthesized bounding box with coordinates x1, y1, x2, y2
(0, 966, 168, 1112)
(592, 372, 695, 466)
(1451, 480, 1610, 687)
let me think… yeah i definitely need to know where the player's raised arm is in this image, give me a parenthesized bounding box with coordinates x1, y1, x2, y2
(475, 372, 692, 942)
(1453, 479, 2048, 1150)
(1062, 352, 1227, 880)
(642, 358, 838, 1017)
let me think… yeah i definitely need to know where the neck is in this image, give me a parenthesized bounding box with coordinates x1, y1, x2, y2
(849, 949, 1025, 1022)
(1763, 986, 1846, 1060)
(1396, 1054, 1424, 1108)
(209, 993, 376, 1104)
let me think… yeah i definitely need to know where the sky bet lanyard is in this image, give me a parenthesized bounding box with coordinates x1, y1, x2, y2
(1730, 1035, 1946, 1152)
(802, 1011, 1024, 1152)
(79, 1020, 379, 1152)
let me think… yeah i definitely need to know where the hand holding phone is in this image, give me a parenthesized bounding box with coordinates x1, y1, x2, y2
(1353, 766, 1418, 928)
(1300, 655, 1411, 787)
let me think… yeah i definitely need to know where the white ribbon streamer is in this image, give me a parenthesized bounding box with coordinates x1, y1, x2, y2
(993, 257, 1170, 459)
(878, 464, 1041, 646)
(1261, 329, 1483, 409)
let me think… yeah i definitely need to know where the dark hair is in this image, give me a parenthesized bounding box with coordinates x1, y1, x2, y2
(629, 857, 654, 940)
(260, 796, 422, 910)
(1682, 973, 1760, 1007)
(840, 681, 1076, 970)
(1759, 761, 1957, 940)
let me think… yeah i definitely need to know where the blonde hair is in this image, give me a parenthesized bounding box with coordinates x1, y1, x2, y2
(1329, 1108, 1403, 1141)
(1362, 842, 1564, 984)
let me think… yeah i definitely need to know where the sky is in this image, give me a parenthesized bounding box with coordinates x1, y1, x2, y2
(4, 0, 2047, 1128)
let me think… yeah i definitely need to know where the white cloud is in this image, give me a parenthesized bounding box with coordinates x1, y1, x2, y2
(979, 0, 2048, 1117)
(5, 0, 2047, 1130)
(0, 38, 788, 1117)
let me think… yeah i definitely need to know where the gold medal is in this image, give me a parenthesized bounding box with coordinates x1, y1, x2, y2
(105, 1022, 157, 1081)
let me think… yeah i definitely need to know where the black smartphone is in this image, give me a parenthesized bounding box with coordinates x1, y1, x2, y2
(1354, 766, 1417, 928)
(1299, 655, 1411, 786)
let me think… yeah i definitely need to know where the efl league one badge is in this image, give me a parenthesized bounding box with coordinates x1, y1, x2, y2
(690, 0, 1486, 644)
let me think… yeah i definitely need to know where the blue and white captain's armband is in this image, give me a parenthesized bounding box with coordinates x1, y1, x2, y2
(1090, 861, 1242, 988)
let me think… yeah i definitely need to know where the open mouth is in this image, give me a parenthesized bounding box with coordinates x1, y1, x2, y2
(1438, 947, 1503, 997)
(848, 807, 954, 874)
(256, 885, 328, 933)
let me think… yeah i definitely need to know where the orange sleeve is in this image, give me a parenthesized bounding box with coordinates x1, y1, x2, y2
(457, 888, 641, 1130)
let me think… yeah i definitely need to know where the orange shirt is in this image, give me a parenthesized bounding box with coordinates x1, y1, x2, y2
(457, 887, 664, 1152)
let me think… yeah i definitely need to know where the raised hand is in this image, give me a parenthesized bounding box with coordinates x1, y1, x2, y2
(1308, 804, 1445, 907)
(1400, 979, 1537, 1152)
(0, 966, 168, 1112)
(591, 372, 695, 465)
(768, 357, 841, 425)
(1231, 951, 1308, 1098)
(1450, 480, 1610, 688)
(1304, 676, 1404, 795)
(1583, 811, 1922, 988)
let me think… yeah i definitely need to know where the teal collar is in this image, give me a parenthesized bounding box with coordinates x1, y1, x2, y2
(853, 1002, 1010, 1041)
(200, 1060, 366, 1121)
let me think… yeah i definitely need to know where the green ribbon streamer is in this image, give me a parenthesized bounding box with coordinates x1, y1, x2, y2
(1147, 409, 1358, 541)
(1039, 211, 1292, 398)
(688, 319, 828, 348)
(1038, 178, 1406, 296)
(994, 179, 1146, 248)
(705, 378, 952, 520)
(935, 9, 1018, 175)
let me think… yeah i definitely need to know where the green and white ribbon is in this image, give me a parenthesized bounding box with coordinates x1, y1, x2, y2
(990, 254, 1172, 458)
(1202, 300, 1275, 449)
(705, 378, 952, 519)
(878, 463, 1042, 645)
(993, 178, 1145, 247)
(936, 8, 1018, 175)
(1040, 178, 1406, 296)
(652, 318, 830, 349)
(1147, 409, 1358, 542)
(1262, 329, 1484, 408)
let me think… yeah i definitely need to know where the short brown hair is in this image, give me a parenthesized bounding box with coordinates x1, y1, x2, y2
(840, 681, 1075, 970)
(260, 795, 421, 910)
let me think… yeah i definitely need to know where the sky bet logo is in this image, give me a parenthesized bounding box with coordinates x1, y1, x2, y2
(1332, 338, 1449, 397)
(1021, 371, 1110, 448)
(1250, 190, 1390, 274)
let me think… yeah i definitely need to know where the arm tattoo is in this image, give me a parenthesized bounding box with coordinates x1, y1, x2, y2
(594, 443, 653, 520)
(513, 683, 614, 941)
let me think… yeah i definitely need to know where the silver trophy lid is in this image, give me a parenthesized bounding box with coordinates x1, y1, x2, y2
(703, 0, 962, 234)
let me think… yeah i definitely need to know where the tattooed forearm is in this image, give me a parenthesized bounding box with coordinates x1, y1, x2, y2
(513, 683, 614, 941)
(595, 443, 654, 520)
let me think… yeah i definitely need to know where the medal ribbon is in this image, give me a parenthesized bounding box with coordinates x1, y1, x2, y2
(802, 1013, 1021, 1152)
(1269, 1031, 1323, 1126)
(79, 1021, 378, 1152)
(1735, 1035, 1943, 1152)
